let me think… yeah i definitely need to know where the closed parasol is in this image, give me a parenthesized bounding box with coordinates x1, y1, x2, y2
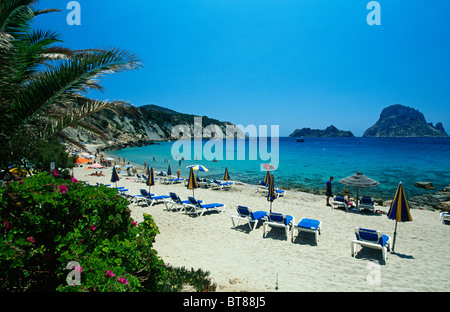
(187, 167, 199, 196)
(387, 182, 413, 252)
(224, 166, 230, 181)
(267, 173, 276, 212)
(147, 167, 155, 192)
(111, 166, 120, 187)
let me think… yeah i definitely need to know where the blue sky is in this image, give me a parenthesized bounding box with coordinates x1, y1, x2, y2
(33, 0, 450, 136)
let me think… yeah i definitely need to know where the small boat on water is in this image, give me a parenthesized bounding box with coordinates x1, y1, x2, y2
(296, 138, 305, 142)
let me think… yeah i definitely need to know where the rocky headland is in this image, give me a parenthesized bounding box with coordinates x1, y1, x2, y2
(62, 104, 245, 152)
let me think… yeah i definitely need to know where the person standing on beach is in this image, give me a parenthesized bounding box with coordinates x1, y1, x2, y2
(326, 176, 334, 206)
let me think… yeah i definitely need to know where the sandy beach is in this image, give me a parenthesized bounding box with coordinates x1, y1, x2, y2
(73, 162, 450, 292)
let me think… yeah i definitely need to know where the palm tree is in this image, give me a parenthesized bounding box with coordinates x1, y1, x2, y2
(0, 0, 142, 170)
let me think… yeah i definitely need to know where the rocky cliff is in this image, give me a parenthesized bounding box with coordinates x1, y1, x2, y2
(289, 125, 355, 138)
(363, 104, 448, 137)
(61, 104, 245, 151)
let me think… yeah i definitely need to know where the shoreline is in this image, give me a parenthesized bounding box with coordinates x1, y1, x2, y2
(73, 163, 450, 292)
(82, 143, 450, 210)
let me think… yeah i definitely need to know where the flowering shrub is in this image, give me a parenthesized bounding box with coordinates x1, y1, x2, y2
(0, 173, 216, 292)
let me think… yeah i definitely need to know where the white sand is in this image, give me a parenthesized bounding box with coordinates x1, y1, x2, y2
(74, 165, 450, 292)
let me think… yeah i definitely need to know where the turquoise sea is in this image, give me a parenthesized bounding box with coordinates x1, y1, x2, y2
(106, 137, 450, 200)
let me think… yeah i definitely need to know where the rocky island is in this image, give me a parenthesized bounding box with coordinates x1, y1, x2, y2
(289, 125, 355, 138)
(363, 104, 448, 137)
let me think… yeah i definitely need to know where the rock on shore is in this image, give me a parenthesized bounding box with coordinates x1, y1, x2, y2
(409, 184, 450, 211)
(414, 182, 435, 189)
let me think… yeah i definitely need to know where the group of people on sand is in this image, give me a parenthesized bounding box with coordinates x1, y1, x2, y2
(90, 171, 105, 177)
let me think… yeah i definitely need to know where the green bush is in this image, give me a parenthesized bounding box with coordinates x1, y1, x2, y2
(26, 139, 77, 172)
(0, 173, 216, 292)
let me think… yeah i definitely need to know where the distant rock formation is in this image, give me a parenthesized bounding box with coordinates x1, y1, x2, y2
(289, 125, 355, 138)
(61, 104, 245, 151)
(363, 104, 448, 137)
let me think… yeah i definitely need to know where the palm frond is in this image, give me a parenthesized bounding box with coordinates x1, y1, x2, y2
(56, 131, 88, 152)
(0, 0, 35, 37)
(6, 48, 142, 140)
(0, 1, 143, 169)
(38, 98, 130, 141)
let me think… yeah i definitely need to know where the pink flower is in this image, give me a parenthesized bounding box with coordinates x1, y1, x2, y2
(90, 224, 96, 231)
(105, 270, 115, 278)
(51, 170, 59, 177)
(58, 185, 67, 194)
(27, 237, 35, 244)
(4, 221, 12, 229)
(71, 177, 79, 184)
(73, 265, 83, 273)
(118, 276, 128, 285)
(131, 221, 137, 227)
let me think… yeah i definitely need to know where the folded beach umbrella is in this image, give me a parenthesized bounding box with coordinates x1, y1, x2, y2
(263, 170, 271, 185)
(387, 182, 413, 252)
(187, 167, 199, 197)
(339, 171, 380, 208)
(167, 164, 172, 176)
(224, 166, 230, 181)
(267, 173, 276, 213)
(146, 167, 155, 192)
(111, 166, 120, 187)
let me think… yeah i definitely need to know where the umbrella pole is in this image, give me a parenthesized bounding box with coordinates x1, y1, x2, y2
(392, 221, 398, 253)
(356, 187, 360, 209)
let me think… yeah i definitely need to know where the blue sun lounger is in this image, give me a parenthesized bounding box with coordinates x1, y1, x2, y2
(231, 206, 267, 230)
(263, 212, 294, 240)
(187, 197, 226, 216)
(165, 192, 190, 211)
(359, 196, 375, 213)
(351, 228, 391, 263)
(440, 212, 450, 224)
(139, 189, 170, 207)
(332, 195, 349, 211)
(291, 218, 322, 245)
(212, 179, 234, 190)
(165, 192, 202, 212)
